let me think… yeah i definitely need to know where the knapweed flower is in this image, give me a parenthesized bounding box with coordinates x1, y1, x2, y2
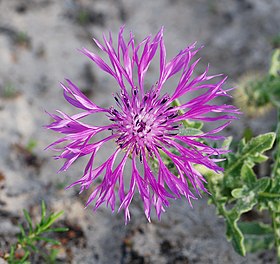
(46, 27, 238, 223)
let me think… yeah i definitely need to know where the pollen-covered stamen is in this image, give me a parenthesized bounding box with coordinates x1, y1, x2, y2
(109, 91, 180, 156)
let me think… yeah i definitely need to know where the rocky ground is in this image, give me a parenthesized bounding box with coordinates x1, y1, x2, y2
(0, 0, 280, 263)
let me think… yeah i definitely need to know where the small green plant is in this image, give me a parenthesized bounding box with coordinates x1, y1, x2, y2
(25, 139, 37, 153)
(14, 31, 30, 47)
(234, 49, 280, 117)
(2, 83, 19, 99)
(4, 201, 68, 264)
(272, 34, 280, 49)
(203, 48, 280, 260)
(76, 9, 91, 25)
(154, 47, 280, 262)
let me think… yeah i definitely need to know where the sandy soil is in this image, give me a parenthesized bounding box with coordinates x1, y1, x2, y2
(0, 0, 280, 263)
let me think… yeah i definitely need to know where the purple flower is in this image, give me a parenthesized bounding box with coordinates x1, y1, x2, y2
(46, 27, 238, 223)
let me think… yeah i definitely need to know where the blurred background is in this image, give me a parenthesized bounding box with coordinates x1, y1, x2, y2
(0, 0, 280, 263)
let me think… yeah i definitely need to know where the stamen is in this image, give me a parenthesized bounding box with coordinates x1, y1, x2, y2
(166, 106, 173, 111)
(112, 89, 181, 157)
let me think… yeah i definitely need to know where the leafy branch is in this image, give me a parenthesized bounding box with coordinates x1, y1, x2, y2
(4, 201, 68, 264)
(168, 46, 280, 262)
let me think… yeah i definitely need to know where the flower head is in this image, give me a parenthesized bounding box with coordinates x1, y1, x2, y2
(46, 27, 238, 223)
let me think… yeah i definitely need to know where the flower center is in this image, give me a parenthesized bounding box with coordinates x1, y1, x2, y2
(109, 91, 179, 156)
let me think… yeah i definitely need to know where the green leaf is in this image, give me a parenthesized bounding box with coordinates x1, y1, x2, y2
(44, 227, 69, 232)
(224, 174, 270, 256)
(41, 211, 64, 231)
(222, 136, 233, 151)
(40, 200, 46, 225)
(239, 221, 273, 235)
(19, 224, 26, 238)
(243, 127, 253, 142)
(179, 127, 203, 136)
(226, 183, 269, 256)
(23, 209, 33, 233)
(239, 132, 275, 163)
(9, 245, 15, 262)
(34, 236, 60, 245)
(224, 133, 276, 188)
(238, 222, 274, 253)
(187, 120, 203, 130)
(171, 98, 204, 129)
(231, 188, 243, 199)
(231, 177, 270, 205)
(225, 212, 246, 256)
(19, 251, 30, 263)
(240, 163, 257, 186)
(269, 49, 280, 78)
(25, 241, 37, 252)
(258, 174, 280, 212)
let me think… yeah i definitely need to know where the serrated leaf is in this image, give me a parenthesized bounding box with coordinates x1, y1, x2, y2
(240, 163, 257, 186)
(258, 179, 280, 212)
(239, 221, 273, 235)
(231, 178, 270, 202)
(225, 214, 246, 256)
(252, 153, 269, 163)
(237, 138, 246, 153)
(238, 222, 274, 253)
(231, 188, 243, 199)
(269, 49, 280, 78)
(242, 133, 276, 159)
(224, 133, 276, 188)
(232, 191, 257, 214)
(243, 127, 253, 142)
(226, 177, 270, 256)
(222, 136, 233, 151)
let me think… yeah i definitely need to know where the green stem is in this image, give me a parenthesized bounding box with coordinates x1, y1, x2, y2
(272, 109, 280, 178)
(259, 192, 280, 198)
(271, 107, 280, 263)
